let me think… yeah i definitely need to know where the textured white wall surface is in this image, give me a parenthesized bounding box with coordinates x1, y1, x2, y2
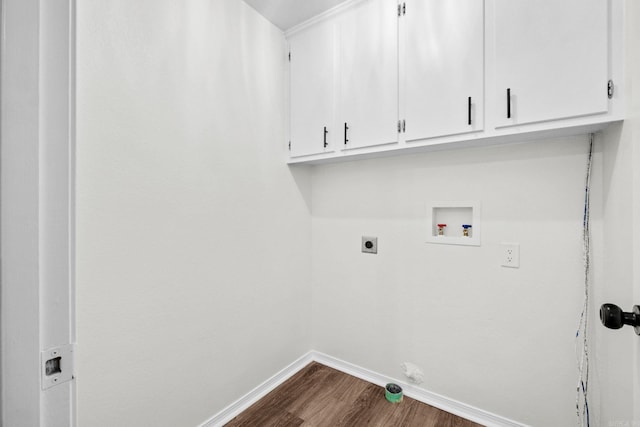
(310, 136, 611, 426)
(628, 4, 640, 422)
(600, 2, 640, 425)
(1, 0, 41, 424)
(76, 1, 311, 425)
(309, 3, 640, 425)
(74, 0, 639, 426)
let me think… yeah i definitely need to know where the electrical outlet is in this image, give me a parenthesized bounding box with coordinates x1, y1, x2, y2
(501, 243, 520, 268)
(362, 236, 377, 254)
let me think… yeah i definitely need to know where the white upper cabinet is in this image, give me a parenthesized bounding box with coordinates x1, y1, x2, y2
(493, 0, 608, 128)
(286, 0, 622, 164)
(289, 19, 336, 157)
(402, 0, 484, 142)
(338, 0, 398, 150)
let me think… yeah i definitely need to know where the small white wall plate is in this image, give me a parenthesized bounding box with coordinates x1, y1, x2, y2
(41, 344, 75, 390)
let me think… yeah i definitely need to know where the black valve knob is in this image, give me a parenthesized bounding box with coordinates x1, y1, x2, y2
(600, 303, 640, 335)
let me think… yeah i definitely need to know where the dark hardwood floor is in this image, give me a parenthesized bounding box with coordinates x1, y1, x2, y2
(225, 362, 483, 427)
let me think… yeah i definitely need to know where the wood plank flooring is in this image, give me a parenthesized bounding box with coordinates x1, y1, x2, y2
(225, 362, 483, 427)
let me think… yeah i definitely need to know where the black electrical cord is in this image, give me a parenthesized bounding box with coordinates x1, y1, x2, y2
(576, 133, 593, 427)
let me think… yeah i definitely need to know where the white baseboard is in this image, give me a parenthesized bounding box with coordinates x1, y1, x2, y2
(198, 351, 314, 427)
(199, 350, 528, 427)
(311, 351, 529, 427)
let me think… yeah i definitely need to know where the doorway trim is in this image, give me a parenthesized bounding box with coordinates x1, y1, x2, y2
(1, 0, 76, 424)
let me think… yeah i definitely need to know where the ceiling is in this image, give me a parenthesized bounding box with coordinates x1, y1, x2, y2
(243, 0, 348, 31)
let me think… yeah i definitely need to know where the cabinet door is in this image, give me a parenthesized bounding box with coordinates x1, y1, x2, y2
(493, 0, 608, 128)
(339, 0, 398, 150)
(403, 0, 484, 142)
(289, 20, 336, 157)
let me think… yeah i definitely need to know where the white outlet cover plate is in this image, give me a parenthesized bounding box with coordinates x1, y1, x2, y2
(501, 243, 520, 268)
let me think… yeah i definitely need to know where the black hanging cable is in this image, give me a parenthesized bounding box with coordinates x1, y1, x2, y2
(576, 133, 593, 427)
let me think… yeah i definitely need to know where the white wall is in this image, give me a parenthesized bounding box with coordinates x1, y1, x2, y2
(310, 135, 609, 426)
(629, 3, 640, 422)
(75, 1, 311, 426)
(598, 120, 635, 426)
(75, 1, 638, 426)
(310, 4, 640, 425)
(600, 1, 640, 425)
(1, 0, 42, 424)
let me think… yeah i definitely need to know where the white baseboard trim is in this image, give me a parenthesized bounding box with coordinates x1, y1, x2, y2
(311, 351, 529, 427)
(198, 351, 314, 427)
(199, 350, 528, 427)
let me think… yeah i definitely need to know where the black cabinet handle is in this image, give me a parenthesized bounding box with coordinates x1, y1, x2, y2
(468, 97, 472, 125)
(344, 122, 349, 145)
(323, 126, 328, 148)
(507, 88, 511, 119)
